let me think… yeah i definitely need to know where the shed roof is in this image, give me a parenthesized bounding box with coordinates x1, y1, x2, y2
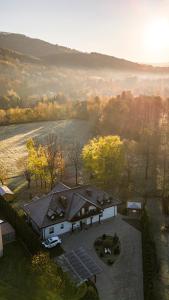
(0, 186, 14, 196)
(127, 202, 142, 210)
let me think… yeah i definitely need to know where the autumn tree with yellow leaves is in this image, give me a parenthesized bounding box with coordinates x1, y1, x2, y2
(82, 135, 124, 189)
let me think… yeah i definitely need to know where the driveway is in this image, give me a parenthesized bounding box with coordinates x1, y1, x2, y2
(61, 216, 144, 300)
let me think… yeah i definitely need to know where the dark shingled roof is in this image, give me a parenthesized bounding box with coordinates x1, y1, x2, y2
(22, 183, 120, 229)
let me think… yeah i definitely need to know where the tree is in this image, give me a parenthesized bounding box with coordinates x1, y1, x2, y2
(26, 138, 48, 188)
(82, 136, 124, 189)
(44, 134, 59, 190)
(123, 139, 138, 198)
(32, 252, 86, 300)
(57, 146, 65, 182)
(17, 156, 31, 188)
(68, 141, 82, 185)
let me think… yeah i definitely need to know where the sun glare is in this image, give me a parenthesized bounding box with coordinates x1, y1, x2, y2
(144, 18, 169, 60)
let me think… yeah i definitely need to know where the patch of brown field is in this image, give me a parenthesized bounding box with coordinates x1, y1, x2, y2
(0, 119, 92, 177)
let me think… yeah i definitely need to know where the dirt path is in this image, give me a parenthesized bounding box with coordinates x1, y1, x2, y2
(147, 199, 169, 300)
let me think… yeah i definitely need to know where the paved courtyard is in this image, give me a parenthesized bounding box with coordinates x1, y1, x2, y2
(61, 216, 144, 300)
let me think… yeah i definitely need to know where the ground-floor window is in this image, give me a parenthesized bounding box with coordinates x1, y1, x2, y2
(49, 227, 54, 234)
(60, 224, 64, 229)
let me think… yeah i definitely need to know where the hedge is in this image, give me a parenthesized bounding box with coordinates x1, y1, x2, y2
(0, 196, 42, 255)
(141, 209, 158, 300)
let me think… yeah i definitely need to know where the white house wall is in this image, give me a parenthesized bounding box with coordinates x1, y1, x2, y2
(101, 206, 117, 220)
(86, 214, 99, 225)
(43, 221, 72, 239)
(42, 205, 117, 239)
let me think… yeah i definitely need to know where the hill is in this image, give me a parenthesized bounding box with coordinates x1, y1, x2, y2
(0, 32, 76, 58)
(1, 32, 169, 104)
(0, 32, 155, 71)
(0, 47, 40, 64)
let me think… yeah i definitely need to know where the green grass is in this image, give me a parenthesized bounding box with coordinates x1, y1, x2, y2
(0, 241, 36, 300)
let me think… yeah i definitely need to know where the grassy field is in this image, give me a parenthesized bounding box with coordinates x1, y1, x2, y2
(0, 119, 92, 177)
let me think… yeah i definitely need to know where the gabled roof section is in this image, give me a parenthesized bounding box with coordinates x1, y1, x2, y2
(49, 182, 70, 194)
(22, 183, 70, 228)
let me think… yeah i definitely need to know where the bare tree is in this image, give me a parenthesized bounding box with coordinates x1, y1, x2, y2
(17, 157, 31, 189)
(68, 141, 82, 185)
(57, 145, 65, 182)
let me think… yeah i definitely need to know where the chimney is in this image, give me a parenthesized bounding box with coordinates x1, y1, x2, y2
(0, 222, 3, 257)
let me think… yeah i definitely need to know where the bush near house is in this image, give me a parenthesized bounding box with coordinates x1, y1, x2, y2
(0, 195, 42, 254)
(94, 234, 120, 265)
(141, 209, 158, 300)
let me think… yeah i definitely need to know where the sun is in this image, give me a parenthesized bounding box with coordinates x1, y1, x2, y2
(143, 18, 169, 60)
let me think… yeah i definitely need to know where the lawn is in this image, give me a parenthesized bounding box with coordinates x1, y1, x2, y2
(0, 241, 36, 300)
(0, 241, 65, 300)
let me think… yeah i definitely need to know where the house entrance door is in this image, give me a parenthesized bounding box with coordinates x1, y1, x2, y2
(80, 219, 87, 230)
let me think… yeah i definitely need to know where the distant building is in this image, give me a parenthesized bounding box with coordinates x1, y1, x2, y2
(0, 186, 14, 201)
(127, 201, 142, 217)
(0, 220, 15, 244)
(23, 183, 120, 240)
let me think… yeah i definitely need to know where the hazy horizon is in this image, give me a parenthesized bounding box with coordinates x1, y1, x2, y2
(1, 0, 169, 64)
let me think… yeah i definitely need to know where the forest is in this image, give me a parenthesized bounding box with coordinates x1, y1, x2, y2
(1, 91, 168, 204)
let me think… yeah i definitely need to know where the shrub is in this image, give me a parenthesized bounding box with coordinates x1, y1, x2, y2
(103, 239, 114, 249)
(114, 245, 120, 255)
(94, 238, 103, 247)
(107, 259, 114, 265)
(141, 209, 158, 300)
(102, 234, 106, 240)
(81, 285, 99, 300)
(113, 233, 119, 245)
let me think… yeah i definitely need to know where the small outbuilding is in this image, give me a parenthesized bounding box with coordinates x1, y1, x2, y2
(127, 201, 142, 217)
(0, 186, 14, 201)
(0, 220, 15, 244)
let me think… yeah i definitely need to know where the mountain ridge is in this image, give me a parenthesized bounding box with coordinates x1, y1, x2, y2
(0, 32, 169, 73)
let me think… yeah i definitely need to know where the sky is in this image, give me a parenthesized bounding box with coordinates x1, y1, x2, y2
(1, 0, 169, 63)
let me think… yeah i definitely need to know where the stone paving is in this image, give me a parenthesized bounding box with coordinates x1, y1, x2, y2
(61, 216, 144, 300)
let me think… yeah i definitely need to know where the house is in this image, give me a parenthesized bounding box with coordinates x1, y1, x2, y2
(0, 186, 14, 201)
(23, 183, 120, 240)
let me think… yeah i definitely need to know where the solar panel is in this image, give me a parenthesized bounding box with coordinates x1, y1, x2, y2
(76, 247, 102, 274)
(56, 247, 102, 285)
